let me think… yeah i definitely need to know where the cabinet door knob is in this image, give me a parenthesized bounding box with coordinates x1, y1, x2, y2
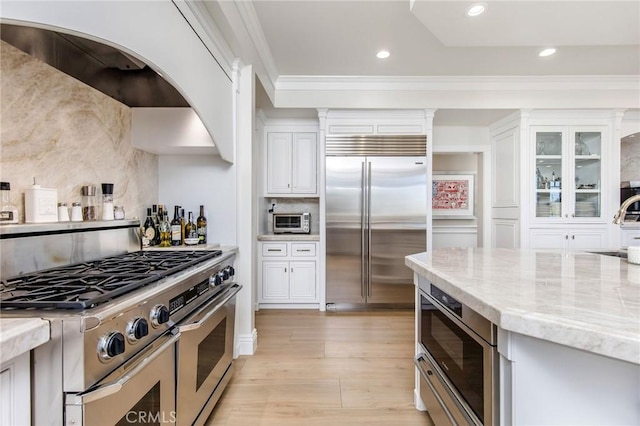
(572, 235, 575, 240)
(565, 235, 569, 239)
(571, 213, 575, 218)
(565, 214, 569, 218)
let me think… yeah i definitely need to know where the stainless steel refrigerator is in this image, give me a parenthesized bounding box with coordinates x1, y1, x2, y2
(326, 135, 427, 309)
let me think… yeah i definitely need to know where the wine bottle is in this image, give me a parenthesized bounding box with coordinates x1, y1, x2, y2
(185, 212, 199, 245)
(197, 205, 207, 245)
(142, 208, 156, 247)
(180, 208, 186, 245)
(171, 205, 182, 246)
(159, 211, 171, 247)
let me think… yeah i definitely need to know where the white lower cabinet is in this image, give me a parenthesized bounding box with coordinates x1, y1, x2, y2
(0, 352, 30, 426)
(530, 227, 608, 249)
(259, 242, 319, 307)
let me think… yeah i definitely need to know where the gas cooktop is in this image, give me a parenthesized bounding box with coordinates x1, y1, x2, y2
(0, 250, 222, 310)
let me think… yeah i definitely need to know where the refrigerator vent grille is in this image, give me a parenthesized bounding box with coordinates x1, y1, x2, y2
(326, 135, 427, 156)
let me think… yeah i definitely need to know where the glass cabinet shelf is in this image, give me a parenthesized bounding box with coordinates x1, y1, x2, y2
(532, 126, 605, 221)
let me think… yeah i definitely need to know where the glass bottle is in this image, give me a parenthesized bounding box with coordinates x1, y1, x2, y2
(180, 207, 186, 245)
(159, 211, 171, 247)
(142, 208, 157, 247)
(185, 212, 199, 245)
(197, 205, 207, 245)
(0, 182, 19, 224)
(81, 185, 97, 221)
(170, 205, 182, 246)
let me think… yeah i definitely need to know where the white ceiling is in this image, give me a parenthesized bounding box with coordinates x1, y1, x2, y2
(243, 0, 639, 123)
(251, 0, 639, 77)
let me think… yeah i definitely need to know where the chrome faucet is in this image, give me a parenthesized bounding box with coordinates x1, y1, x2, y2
(613, 194, 640, 224)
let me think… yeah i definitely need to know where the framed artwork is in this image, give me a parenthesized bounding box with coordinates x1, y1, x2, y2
(432, 174, 475, 218)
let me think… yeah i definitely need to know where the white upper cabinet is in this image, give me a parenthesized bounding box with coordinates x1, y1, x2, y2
(265, 129, 318, 197)
(531, 125, 607, 223)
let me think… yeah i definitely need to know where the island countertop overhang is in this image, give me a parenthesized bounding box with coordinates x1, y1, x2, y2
(406, 248, 640, 365)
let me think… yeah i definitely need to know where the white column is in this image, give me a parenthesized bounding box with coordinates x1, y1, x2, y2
(234, 62, 257, 355)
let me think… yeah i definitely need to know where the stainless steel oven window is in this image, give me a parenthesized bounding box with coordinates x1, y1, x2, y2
(197, 317, 227, 390)
(65, 332, 177, 425)
(420, 293, 486, 423)
(275, 215, 301, 229)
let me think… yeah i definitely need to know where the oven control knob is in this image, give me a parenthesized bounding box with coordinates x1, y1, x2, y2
(221, 269, 230, 280)
(226, 266, 235, 277)
(212, 274, 223, 286)
(99, 331, 125, 360)
(127, 318, 149, 342)
(150, 305, 170, 327)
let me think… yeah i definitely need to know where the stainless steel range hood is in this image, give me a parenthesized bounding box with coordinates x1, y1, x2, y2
(1, 23, 189, 107)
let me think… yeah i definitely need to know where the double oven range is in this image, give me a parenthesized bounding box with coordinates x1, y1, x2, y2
(415, 276, 499, 426)
(1, 247, 241, 426)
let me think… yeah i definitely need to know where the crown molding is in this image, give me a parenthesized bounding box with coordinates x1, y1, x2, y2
(233, 0, 279, 90)
(276, 75, 640, 92)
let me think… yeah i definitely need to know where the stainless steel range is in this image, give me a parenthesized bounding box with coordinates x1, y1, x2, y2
(0, 223, 241, 426)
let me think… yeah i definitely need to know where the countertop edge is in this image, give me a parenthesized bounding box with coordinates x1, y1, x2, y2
(0, 318, 50, 364)
(257, 234, 320, 241)
(405, 252, 640, 365)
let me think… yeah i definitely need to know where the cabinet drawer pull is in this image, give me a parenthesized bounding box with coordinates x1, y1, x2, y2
(267, 249, 282, 252)
(296, 249, 311, 252)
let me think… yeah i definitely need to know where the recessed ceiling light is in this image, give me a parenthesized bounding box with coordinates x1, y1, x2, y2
(539, 48, 557, 57)
(376, 50, 390, 59)
(466, 3, 487, 17)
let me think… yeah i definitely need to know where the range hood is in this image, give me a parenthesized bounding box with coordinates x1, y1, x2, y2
(1, 23, 189, 107)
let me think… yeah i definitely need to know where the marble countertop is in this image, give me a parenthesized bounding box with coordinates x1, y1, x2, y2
(0, 318, 50, 364)
(406, 248, 640, 365)
(258, 234, 320, 241)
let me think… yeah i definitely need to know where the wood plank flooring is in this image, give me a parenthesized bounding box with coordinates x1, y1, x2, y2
(205, 310, 434, 425)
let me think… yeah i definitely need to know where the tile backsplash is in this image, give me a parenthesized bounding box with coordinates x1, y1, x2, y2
(0, 40, 158, 223)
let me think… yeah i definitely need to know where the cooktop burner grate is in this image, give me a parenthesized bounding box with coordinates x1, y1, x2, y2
(0, 250, 222, 310)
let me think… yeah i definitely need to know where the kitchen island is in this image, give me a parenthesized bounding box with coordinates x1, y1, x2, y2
(406, 248, 640, 425)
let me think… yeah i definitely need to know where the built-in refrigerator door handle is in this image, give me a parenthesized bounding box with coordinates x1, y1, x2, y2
(367, 161, 372, 298)
(361, 161, 366, 299)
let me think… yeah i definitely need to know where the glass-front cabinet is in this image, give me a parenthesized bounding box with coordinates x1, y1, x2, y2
(532, 126, 605, 222)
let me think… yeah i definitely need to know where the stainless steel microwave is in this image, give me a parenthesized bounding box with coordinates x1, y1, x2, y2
(273, 213, 310, 234)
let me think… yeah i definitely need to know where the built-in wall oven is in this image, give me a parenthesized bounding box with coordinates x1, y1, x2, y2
(415, 276, 498, 425)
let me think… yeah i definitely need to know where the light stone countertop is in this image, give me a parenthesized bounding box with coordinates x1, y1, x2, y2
(406, 248, 640, 365)
(0, 318, 50, 364)
(258, 234, 320, 241)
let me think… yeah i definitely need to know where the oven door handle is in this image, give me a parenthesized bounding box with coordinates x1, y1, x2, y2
(178, 284, 241, 333)
(71, 331, 180, 404)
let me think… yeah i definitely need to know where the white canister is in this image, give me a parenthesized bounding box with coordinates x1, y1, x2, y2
(71, 202, 83, 222)
(628, 246, 640, 265)
(57, 202, 70, 222)
(25, 185, 58, 223)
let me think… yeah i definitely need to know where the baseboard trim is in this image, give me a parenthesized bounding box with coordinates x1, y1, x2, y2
(235, 329, 257, 356)
(414, 388, 426, 411)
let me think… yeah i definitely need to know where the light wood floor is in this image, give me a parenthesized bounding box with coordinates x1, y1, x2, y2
(205, 309, 434, 425)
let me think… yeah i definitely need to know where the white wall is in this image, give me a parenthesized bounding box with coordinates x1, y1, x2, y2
(158, 155, 236, 245)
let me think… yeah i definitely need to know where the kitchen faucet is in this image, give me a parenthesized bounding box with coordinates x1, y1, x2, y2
(612, 194, 640, 224)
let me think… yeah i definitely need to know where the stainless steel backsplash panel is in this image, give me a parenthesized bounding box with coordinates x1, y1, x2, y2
(0, 220, 141, 280)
